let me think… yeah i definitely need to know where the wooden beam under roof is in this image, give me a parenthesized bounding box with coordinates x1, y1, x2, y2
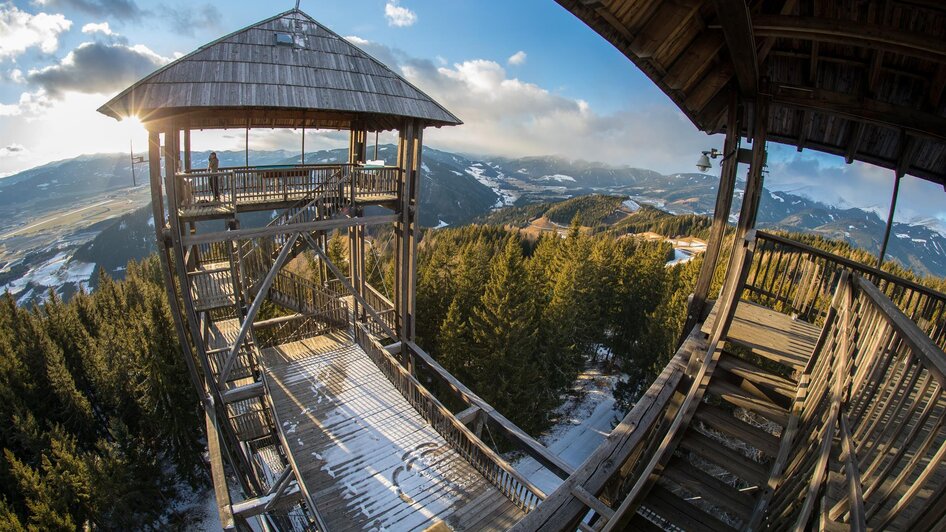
(712, 0, 759, 96)
(770, 85, 946, 144)
(750, 15, 946, 63)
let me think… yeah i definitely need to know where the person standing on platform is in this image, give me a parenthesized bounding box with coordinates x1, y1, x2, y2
(209, 151, 220, 201)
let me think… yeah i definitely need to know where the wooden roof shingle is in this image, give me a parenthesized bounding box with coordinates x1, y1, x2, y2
(98, 9, 461, 130)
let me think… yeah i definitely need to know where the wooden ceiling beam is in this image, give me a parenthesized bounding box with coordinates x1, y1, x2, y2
(750, 15, 946, 63)
(796, 109, 811, 151)
(757, 0, 799, 64)
(770, 85, 946, 143)
(712, 0, 759, 96)
(844, 122, 865, 164)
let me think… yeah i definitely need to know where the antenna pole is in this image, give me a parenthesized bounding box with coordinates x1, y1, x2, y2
(130, 139, 137, 187)
(294, 0, 301, 10)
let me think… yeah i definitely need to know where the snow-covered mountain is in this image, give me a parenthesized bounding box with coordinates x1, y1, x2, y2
(2, 146, 945, 307)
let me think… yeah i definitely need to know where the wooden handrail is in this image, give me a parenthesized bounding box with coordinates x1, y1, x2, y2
(854, 276, 946, 382)
(405, 340, 576, 480)
(354, 323, 547, 512)
(752, 272, 946, 529)
(756, 230, 946, 304)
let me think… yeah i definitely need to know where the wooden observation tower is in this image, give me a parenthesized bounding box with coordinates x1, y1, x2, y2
(98, 3, 946, 531)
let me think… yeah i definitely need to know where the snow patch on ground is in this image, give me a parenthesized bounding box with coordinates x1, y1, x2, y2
(539, 174, 576, 183)
(666, 249, 695, 267)
(434, 219, 449, 229)
(510, 362, 621, 495)
(896, 233, 910, 239)
(1, 251, 96, 297)
(465, 165, 518, 209)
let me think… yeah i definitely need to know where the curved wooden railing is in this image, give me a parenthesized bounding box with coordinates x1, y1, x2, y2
(353, 322, 547, 513)
(745, 231, 946, 349)
(749, 272, 946, 530)
(178, 164, 401, 211)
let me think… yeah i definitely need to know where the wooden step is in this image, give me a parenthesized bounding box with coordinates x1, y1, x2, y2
(718, 353, 796, 409)
(627, 513, 664, 532)
(661, 457, 754, 524)
(678, 431, 770, 488)
(708, 378, 790, 426)
(641, 485, 735, 532)
(695, 403, 780, 457)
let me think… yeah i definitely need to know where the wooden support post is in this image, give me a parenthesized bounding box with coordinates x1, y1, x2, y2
(713, 97, 768, 331)
(878, 173, 902, 268)
(394, 120, 421, 345)
(683, 96, 742, 341)
(164, 125, 261, 496)
(147, 130, 203, 399)
(183, 129, 191, 171)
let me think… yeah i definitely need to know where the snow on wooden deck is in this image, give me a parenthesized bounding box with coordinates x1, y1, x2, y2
(261, 332, 525, 531)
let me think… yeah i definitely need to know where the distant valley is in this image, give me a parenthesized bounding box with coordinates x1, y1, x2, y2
(2, 145, 945, 306)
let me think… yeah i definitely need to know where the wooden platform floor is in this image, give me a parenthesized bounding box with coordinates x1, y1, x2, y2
(261, 332, 525, 531)
(703, 299, 821, 373)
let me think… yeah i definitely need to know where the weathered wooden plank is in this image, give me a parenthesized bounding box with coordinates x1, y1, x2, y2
(262, 332, 526, 530)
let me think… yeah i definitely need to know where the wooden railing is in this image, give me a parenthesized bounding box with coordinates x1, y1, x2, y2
(746, 231, 946, 349)
(179, 164, 400, 212)
(231, 165, 345, 206)
(750, 272, 946, 530)
(353, 322, 546, 513)
(350, 167, 399, 201)
(362, 283, 396, 338)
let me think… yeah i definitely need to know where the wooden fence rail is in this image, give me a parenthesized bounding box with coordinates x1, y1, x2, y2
(751, 272, 946, 530)
(179, 163, 401, 211)
(745, 231, 946, 349)
(353, 322, 547, 513)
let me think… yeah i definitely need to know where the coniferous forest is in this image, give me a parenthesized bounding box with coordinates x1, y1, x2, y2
(5, 205, 944, 528)
(0, 258, 204, 530)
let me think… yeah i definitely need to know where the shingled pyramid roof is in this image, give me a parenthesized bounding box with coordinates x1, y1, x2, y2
(98, 9, 461, 129)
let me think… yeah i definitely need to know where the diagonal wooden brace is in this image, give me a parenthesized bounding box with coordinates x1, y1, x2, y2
(300, 231, 399, 340)
(218, 232, 300, 388)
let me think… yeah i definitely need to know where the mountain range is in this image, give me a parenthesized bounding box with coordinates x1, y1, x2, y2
(2, 145, 944, 306)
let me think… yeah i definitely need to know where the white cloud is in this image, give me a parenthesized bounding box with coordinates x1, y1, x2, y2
(0, 4, 72, 59)
(27, 41, 169, 96)
(507, 51, 527, 66)
(764, 147, 946, 228)
(0, 143, 27, 157)
(81, 21, 113, 35)
(0, 89, 53, 117)
(329, 38, 718, 173)
(384, 1, 416, 27)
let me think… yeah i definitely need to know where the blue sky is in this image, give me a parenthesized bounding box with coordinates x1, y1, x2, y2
(0, 0, 943, 229)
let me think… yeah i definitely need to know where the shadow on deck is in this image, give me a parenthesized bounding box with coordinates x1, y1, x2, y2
(260, 331, 526, 531)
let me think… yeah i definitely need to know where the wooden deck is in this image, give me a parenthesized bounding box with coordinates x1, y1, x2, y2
(261, 332, 526, 531)
(703, 299, 821, 373)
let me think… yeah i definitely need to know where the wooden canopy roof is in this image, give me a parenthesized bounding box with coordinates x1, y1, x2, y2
(557, 0, 946, 187)
(97, 9, 461, 131)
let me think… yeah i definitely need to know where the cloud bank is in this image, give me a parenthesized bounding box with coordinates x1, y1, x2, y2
(26, 40, 168, 97)
(347, 37, 717, 173)
(0, 4, 72, 59)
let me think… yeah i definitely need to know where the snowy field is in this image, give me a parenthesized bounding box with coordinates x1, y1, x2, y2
(509, 362, 622, 495)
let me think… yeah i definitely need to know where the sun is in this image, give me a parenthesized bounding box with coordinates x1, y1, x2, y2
(116, 115, 146, 137)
